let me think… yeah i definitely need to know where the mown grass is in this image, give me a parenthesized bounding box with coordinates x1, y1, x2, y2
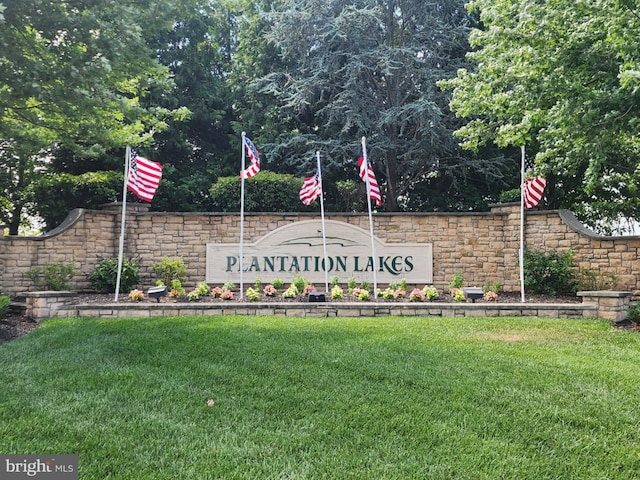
(1, 315, 640, 479)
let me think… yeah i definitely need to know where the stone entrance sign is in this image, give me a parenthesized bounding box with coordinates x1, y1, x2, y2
(206, 220, 433, 285)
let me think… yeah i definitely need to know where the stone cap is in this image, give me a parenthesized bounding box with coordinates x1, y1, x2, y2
(576, 290, 633, 298)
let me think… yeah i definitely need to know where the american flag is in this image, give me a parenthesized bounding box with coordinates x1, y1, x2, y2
(241, 136, 261, 179)
(358, 156, 382, 207)
(523, 153, 546, 209)
(299, 171, 322, 205)
(127, 149, 162, 202)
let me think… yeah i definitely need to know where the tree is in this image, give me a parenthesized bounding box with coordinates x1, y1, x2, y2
(0, 0, 191, 233)
(441, 0, 640, 231)
(254, 0, 512, 211)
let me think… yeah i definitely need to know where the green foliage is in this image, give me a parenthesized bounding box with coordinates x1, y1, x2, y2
(270, 278, 284, 290)
(260, 0, 502, 212)
(282, 285, 299, 299)
(187, 282, 210, 302)
(422, 286, 439, 301)
(169, 280, 185, 298)
(25, 261, 77, 291)
(88, 258, 139, 293)
(441, 0, 640, 230)
(523, 249, 577, 296)
(448, 273, 464, 292)
(30, 171, 122, 231)
(330, 285, 344, 300)
(209, 172, 307, 212)
(152, 258, 187, 288)
(626, 302, 640, 323)
(0, 294, 9, 319)
(222, 281, 235, 292)
(330, 276, 340, 288)
(245, 287, 260, 301)
(575, 269, 618, 292)
(0, 0, 193, 233)
(499, 189, 521, 204)
(291, 274, 308, 293)
(483, 281, 502, 294)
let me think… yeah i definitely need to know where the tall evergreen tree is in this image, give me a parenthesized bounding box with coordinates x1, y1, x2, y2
(256, 0, 513, 211)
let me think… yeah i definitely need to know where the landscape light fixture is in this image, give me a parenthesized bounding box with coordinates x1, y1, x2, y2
(148, 286, 168, 303)
(462, 287, 484, 303)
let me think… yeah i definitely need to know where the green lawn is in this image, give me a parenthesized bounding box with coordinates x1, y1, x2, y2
(1, 315, 640, 479)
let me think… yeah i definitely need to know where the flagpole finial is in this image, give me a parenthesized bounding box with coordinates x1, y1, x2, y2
(242, 131, 246, 137)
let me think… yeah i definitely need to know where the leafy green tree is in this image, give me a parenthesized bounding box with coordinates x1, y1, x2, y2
(0, 0, 192, 233)
(441, 0, 640, 231)
(254, 0, 512, 211)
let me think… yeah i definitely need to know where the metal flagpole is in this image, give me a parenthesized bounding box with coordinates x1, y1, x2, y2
(317, 151, 329, 294)
(519, 145, 526, 303)
(239, 132, 247, 300)
(114, 146, 131, 302)
(361, 137, 378, 300)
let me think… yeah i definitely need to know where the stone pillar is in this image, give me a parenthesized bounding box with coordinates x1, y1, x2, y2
(23, 291, 77, 322)
(576, 290, 633, 322)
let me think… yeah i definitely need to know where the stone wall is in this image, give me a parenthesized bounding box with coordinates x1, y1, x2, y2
(1, 203, 639, 297)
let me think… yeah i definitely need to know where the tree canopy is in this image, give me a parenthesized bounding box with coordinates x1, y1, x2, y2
(441, 0, 640, 231)
(255, 0, 513, 211)
(4, 0, 639, 234)
(0, 0, 191, 233)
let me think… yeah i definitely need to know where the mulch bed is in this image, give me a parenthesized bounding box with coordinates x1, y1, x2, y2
(3, 291, 633, 346)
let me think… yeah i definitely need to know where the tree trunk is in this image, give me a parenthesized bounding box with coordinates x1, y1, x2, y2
(8, 204, 22, 235)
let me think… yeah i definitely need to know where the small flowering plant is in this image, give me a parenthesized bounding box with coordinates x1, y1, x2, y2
(282, 285, 299, 299)
(211, 286, 223, 298)
(422, 285, 439, 301)
(409, 288, 425, 302)
(303, 284, 316, 296)
(263, 284, 277, 297)
(221, 290, 234, 300)
(245, 287, 260, 301)
(451, 288, 466, 302)
(128, 289, 144, 302)
(393, 288, 406, 300)
(352, 287, 369, 301)
(483, 291, 498, 302)
(331, 285, 344, 300)
(379, 288, 395, 300)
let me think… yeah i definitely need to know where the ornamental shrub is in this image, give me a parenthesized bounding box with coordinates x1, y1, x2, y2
(523, 248, 577, 296)
(152, 257, 187, 287)
(209, 172, 306, 212)
(89, 258, 139, 293)
(26, 261, 77, 291)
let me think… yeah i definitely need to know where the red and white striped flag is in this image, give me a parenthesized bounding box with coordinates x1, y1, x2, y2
(358, 156, 382, 207)
(240, 136, 261, 179)
(523, 154, 546, 209)
(299, 171, 322, 205)
(127, 150, 162, 202)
